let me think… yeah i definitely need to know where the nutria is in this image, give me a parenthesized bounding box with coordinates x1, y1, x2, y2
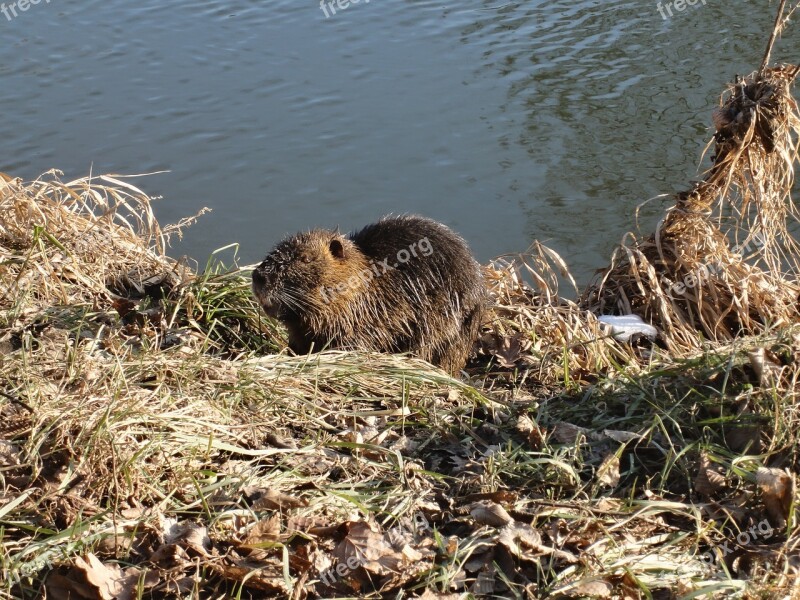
(251, 215, 487, 374)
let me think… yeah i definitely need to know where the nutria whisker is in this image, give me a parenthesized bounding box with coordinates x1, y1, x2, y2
(280, 289, 313, 312)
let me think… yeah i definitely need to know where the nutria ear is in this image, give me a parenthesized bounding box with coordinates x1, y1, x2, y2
(329, 239, 345, 259)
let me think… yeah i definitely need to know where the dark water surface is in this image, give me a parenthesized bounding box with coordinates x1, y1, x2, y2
(1, 0, 797, 283)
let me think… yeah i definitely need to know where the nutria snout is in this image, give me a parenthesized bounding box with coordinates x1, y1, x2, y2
(252, 215, 487, 374)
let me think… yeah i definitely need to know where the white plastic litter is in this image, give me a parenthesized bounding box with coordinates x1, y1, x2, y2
(597, 314, 658, 343)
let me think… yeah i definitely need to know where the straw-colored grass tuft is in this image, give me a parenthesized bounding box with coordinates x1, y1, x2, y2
(479, 243, 638, 388)
(0, 170, 181, 309)
(0, 170, 281, 358)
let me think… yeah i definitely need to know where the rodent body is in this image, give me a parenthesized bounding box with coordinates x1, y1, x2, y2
(251, 215, 487, 374)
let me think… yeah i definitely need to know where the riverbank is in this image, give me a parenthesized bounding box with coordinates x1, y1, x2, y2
(2, 65, 800, 598)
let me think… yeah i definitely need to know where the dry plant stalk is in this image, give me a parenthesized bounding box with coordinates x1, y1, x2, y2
(583, 66, 800, 354)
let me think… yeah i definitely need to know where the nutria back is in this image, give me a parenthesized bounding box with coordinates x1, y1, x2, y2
(251, 215, 487, 374)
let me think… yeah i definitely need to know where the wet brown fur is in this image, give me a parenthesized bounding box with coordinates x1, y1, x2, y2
(252, 215, 487, 374)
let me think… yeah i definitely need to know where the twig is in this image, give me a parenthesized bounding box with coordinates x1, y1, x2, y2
(785, 0, 800, 22)
(760, 0, 788, 76)
(0, 390, 33, 412)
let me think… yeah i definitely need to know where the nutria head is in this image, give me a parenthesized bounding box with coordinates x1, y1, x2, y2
(252, 230, 370, 349)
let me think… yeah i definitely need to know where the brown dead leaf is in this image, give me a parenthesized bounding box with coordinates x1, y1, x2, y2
(111, 297, 137, 320)
(417, 590, 462, 600)
(469, 501, 513, 527)
(551, 422, 590, 444)
(602, 429, 643, 443)
(0, 439, 21, 467)
(162, 519, 211, 556)
(148, 543, 192, 568)
(491, 333, 527, 368)
(209, 556, 291, 594)
(249, 488, 308, 511)
(45, 553, 157, 600)
(756, 467, 795, 529)
(462, 546, 493, 574)
(694, 453, 726, 500)
(463, 490, 518, 504)
(95, 528, 134, 557)
(388, 434, 419, 454)
(340, 428, 365, 445)
(327, 521, 435, 592)
(516, 415, 534, 434)
(242, 514, 282, 547)
(497, 522, 541, 556)
(724, 424, 762, 453)
(331, 521, 390, 576)
(595, 498, 622, 512)
(41, 494, 100, 530)
(158, 576, 202, 595)
(516, 414, 545, 450)
(445, 536, 459, 555)
(287, 515, 334, 536)
(596, 453, 620, 488)
(561, 578, 613, 598)
(498, 522, 578, 564)
(748, 348, 783, 387)
(264, 431, 298, 449)
(470, 565, 497, 596)
(45, 572, 96, 600)
(304, 545, 334, 583)
(119, 506, 145, 520)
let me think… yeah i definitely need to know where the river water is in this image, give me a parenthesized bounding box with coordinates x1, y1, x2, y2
(1, 0, 797, 284)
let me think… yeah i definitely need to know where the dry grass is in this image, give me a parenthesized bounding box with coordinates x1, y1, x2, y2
(479, 243, 639, 391)
(2, 50, 800, 600)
